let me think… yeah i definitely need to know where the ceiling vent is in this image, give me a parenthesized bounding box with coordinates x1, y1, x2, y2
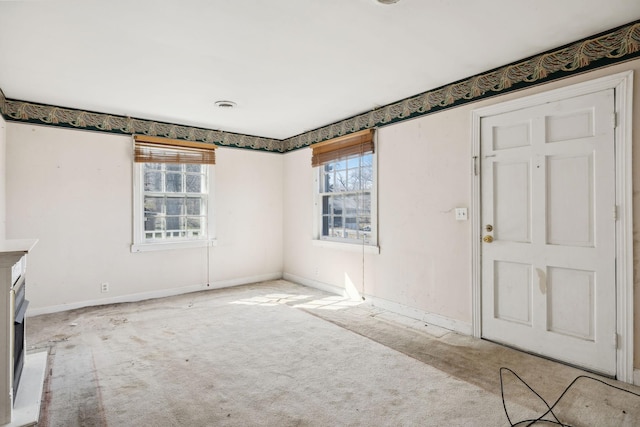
(214, 100, 237, 109)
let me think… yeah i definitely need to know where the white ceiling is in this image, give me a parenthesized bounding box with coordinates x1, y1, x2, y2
(1, 0, 639, 140)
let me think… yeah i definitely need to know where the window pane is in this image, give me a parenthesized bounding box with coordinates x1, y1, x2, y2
(166, 173, 183, 192)
(347, 155, 360, 169)
(335, 170, 347, 191)
(166, 216, 181, 231)
(346, 168, 357, 191)
(186, 174, 202, 193)
(334, 160, 346, 171)
(345, 217, 357, 230)
(144, 196, 163, 214)
(144, 196, 164, 233)
(186, 164, 202, 173)
(166, 164, 181, 172)
(332, 195, 343, 215)
(344, 195, 357, 215)
(344, 222, 358, 239)
(144, 215, 164, 232)
(144, 171, 163, 192)
(166, 198, 183, 215)
(360, 192, 371, 214)
(361, 165, 373, 190)
(186, 217, 202, 231)
(186, 198, 203, 215)
(362, 153, 373, 190)
(145, 163, 162, 170)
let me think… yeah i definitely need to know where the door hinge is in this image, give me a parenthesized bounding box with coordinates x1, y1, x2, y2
(613, 205, 618, 221)
(611, 112, 617, 129)
(473, 156, 479, 176)
(613, 332, 619, 349)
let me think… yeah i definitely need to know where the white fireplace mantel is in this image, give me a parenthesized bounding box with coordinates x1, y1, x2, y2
(0, 240, 37, 267)
(0, 239, 37, 425)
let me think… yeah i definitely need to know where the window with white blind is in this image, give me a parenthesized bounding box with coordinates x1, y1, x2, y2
(131, 135, 216, 252)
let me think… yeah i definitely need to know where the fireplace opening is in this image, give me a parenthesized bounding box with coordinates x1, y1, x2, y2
(13, 280, 28, 402)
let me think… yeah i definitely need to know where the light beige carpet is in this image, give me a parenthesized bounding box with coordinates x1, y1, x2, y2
(27, 280, 640, 426)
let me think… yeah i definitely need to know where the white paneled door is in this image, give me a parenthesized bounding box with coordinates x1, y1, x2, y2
(480, 89, 617, 375)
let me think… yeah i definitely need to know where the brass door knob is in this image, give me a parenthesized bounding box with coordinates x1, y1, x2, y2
(483, 235, 494, 243)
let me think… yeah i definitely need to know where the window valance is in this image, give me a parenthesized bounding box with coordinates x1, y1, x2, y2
(311, 129, 374, 167)
(134, 135, 217, 165)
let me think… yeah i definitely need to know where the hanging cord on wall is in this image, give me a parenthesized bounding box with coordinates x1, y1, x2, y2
(359, 129, 377, 301)
(499, 367, 640, 427)
(361, 132, 366, 301)
(206, 242, 211, 287)
(361, 231, 365, 300)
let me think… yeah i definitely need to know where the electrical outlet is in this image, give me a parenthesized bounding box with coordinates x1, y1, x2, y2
(101, 282, 109, 293)
(455, 208, 468, 221)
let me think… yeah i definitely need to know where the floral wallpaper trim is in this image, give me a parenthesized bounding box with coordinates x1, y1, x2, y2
(282, 20, 640, 151)
(0, 94, 282, 152)
(1, 20, 639, 153)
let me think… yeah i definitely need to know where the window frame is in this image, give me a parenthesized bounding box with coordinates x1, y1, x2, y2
(131, 160, 216, 253)
(313, 149, 378, 251)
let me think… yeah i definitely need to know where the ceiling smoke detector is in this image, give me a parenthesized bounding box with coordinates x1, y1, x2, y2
(214, 100, 237, 109)
(376, 0, 400, 4)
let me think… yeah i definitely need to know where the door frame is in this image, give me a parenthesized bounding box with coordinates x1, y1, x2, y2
(470, 71, 634, 383)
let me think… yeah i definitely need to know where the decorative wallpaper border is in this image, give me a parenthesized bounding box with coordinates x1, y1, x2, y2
(1, 20, 639, 153)
(0, 91, 282, 152)
(283, 20, 640, 151)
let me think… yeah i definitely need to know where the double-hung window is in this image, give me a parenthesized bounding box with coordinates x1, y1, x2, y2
(313, 129, 377, 247)
(132, 135, 216, 252)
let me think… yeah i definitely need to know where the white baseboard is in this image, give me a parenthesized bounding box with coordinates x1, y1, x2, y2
(634, 369, 640, 386)
(207, 272, 283, 290)
(365, 294, 473, 336)
(27, 272, 283, 317)
(283, 272, 473, 335)
(282, 272, 350, 297)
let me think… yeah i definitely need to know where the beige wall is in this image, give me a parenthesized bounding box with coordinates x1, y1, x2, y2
(6, 124, 283, 311)
(283, 59, 640, 369)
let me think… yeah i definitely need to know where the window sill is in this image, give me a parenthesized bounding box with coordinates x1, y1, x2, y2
(131, 239, 217, 253)
(312, 239, 380, 254)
